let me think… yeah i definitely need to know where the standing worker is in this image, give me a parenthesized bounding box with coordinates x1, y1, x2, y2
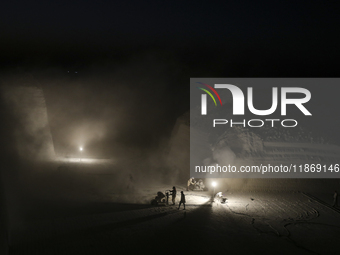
(333, 190, 338, 207)
(170, 186, 177, 205)
(165, 190, 169, 205)
(178, 191, 186, 210)
(187, 177, 195, 191)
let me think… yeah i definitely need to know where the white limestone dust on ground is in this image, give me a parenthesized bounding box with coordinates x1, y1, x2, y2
(114, 189, 340, 255)
(9, 184, 340, 255)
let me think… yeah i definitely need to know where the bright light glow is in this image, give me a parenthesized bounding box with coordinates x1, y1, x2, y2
(79, 147, 83, 151)
(57, 157, 116, 164)
(212, 181, 217, 187)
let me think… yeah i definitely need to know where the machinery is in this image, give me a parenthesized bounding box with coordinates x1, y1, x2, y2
(189, 179, 208, 191)
(151, 190, 170, 206)
(215, 192, 228, 203)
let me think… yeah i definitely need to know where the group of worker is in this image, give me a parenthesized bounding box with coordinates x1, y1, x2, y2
(164, 177, 206, 210)
(187, 177, 206, 191)
(168, 186, 186, 210)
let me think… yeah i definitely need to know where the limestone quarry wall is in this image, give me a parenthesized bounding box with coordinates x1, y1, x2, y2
(166, 118, 190, 180)
(1, 85, 55, 160)
(167, 114, 340, 192)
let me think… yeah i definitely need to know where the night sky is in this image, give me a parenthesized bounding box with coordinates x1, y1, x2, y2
(1, 0, 340, 155)
(1, 1, 339, 68)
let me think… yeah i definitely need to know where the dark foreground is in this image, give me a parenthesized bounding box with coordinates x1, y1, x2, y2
(4, 190, 340, 255)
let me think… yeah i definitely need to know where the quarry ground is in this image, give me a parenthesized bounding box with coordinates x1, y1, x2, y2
(2, 160, 340, 255)
(6, 190, 340, 254)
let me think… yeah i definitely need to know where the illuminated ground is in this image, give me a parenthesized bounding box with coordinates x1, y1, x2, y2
(56, 157, 116, 164)
(3, 159, 340, 254)
(7, 183, 340, 255)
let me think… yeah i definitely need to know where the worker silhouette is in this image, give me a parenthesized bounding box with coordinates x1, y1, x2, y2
(170, 186, 177, 205)
(166, 190, 169, 205)
(178, 191, 186, 210)
(187, 177, 195, 191)
(333, 190, 338, 207)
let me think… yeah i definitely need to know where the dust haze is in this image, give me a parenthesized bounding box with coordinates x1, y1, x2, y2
(0, 52, 189, 231)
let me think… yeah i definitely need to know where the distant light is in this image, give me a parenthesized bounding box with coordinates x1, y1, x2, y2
(212, 181, 217, 187)
(79, 147, 83, 151)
